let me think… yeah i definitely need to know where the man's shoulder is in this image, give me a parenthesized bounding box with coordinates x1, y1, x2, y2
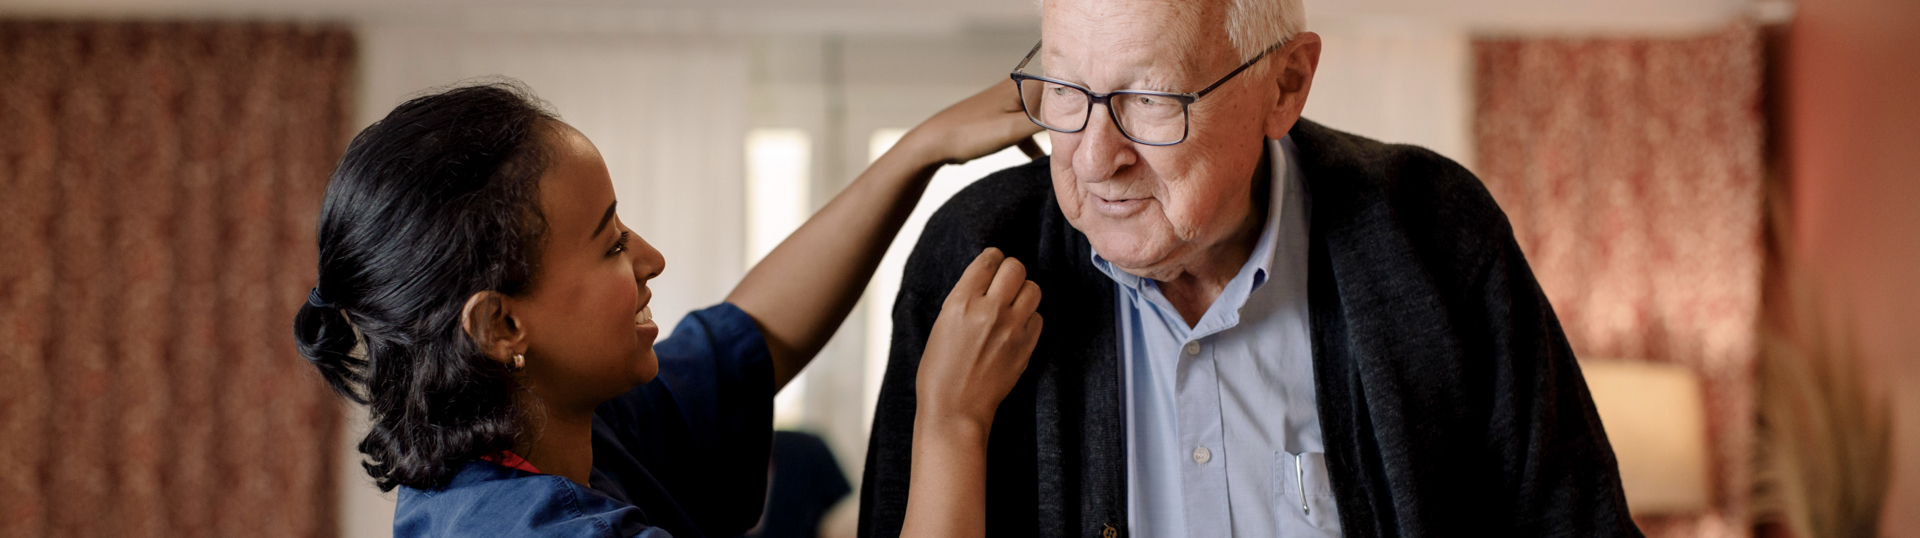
(914, 157, 1059, 258)
(900, 156, 1087, 303)
(1291, 119, 1513, 258)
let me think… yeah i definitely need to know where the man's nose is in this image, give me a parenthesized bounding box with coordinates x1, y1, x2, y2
(1071, 103, 1137, 182)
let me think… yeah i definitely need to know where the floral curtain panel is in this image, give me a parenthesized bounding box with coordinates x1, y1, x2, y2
(1475, 25, 1765, 537)
(0, 21, 353, 538)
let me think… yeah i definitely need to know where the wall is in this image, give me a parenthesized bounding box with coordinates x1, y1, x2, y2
(1304, 18, 1475, 167)
(1778, 0, 1920, 533)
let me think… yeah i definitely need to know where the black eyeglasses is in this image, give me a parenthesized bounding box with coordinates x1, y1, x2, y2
(1009, 39, 1284, 146)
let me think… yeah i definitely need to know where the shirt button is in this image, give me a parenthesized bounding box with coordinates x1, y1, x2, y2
(1183, 341, 1201, 356)
(1192, 446, 1212, 464)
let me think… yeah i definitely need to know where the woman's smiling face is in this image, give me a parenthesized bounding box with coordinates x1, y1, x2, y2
(513, 123, 666, 410)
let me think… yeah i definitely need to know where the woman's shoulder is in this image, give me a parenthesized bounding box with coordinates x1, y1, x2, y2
(654, 303, 767, 369)
(394, 461, 670, 538)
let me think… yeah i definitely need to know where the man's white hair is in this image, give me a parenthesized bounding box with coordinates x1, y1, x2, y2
(1038, 0, 1307, 62)
(1225, 0, 1307, 61)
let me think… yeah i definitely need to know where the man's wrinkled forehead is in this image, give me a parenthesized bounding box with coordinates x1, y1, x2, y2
(1039, 0, 1229, 81)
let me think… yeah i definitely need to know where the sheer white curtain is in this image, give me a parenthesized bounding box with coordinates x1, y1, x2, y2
(343, 26, 750, 538)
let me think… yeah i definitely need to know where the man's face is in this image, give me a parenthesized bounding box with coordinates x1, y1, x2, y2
(1041, 0, 1278, 280)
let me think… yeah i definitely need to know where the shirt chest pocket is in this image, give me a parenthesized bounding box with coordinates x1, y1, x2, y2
(1274, 451, 1343, 536)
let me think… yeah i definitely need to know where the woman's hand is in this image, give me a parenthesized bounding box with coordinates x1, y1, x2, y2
(916, 247, 1043, 430)
(893, 79, 1045, 167)
(901, 248, 1042, 538)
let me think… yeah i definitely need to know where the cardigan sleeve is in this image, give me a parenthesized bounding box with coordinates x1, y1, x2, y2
(857, 158, 1059, 538)
(1478, 236, 1643, 536)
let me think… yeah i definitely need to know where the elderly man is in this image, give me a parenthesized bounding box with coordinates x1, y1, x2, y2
(860, 0, 1640, 536)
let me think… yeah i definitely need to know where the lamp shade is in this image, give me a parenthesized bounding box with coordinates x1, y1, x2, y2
(1578, 359, 1712, 515)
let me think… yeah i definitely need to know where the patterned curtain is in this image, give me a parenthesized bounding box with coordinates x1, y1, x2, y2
(1474, 25, 1765, 538)
(0, 22, 353, 538)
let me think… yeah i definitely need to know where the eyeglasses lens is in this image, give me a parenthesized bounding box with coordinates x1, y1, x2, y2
(1016, 78, 1186, 145)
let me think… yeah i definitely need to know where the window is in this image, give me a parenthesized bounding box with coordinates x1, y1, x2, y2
(747, 128, 813, 428)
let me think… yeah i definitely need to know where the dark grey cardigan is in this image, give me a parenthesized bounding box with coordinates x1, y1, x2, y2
(858, 119, 1642, 537)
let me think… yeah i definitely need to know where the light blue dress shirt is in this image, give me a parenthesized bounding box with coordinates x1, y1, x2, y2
(1095, 137, 1342, 538)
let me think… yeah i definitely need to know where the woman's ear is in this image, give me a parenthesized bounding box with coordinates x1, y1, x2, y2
(461, 291, 526, 366)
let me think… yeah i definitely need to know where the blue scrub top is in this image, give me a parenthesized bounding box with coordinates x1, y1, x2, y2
(393, 303, 775, 538)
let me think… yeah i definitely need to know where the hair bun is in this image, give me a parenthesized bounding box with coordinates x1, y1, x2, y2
(307, 287, 340, 310)
(294, 299, 369, 403)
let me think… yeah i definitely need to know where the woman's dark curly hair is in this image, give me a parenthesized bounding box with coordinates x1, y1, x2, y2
(293, 82, 556, 492)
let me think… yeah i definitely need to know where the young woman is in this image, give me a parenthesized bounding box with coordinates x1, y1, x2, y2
(293, 80, 1043, 538)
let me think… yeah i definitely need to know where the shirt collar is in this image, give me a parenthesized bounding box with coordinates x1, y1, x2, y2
(1091, 135, 1299, 297)
(480, 450, 543, 475)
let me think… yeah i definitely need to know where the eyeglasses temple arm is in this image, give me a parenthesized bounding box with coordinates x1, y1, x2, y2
(1193, 40, 1288, 98)
(1014, 40, 1043, 71)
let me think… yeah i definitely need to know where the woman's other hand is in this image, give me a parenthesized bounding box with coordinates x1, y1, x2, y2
(893, 79, 1045, 167)
(916, 247, 1043, 429)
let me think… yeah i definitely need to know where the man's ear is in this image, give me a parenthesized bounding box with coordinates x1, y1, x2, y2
(1264, 31, 1323, 141)
(461, 291, 527, 366)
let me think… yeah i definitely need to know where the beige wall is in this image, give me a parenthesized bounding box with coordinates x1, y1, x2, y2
(1779, 0, 1920, 533)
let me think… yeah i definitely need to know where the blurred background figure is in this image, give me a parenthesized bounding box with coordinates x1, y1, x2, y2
(0, 0, 1913, 537)
(749, 431, 856, 538)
